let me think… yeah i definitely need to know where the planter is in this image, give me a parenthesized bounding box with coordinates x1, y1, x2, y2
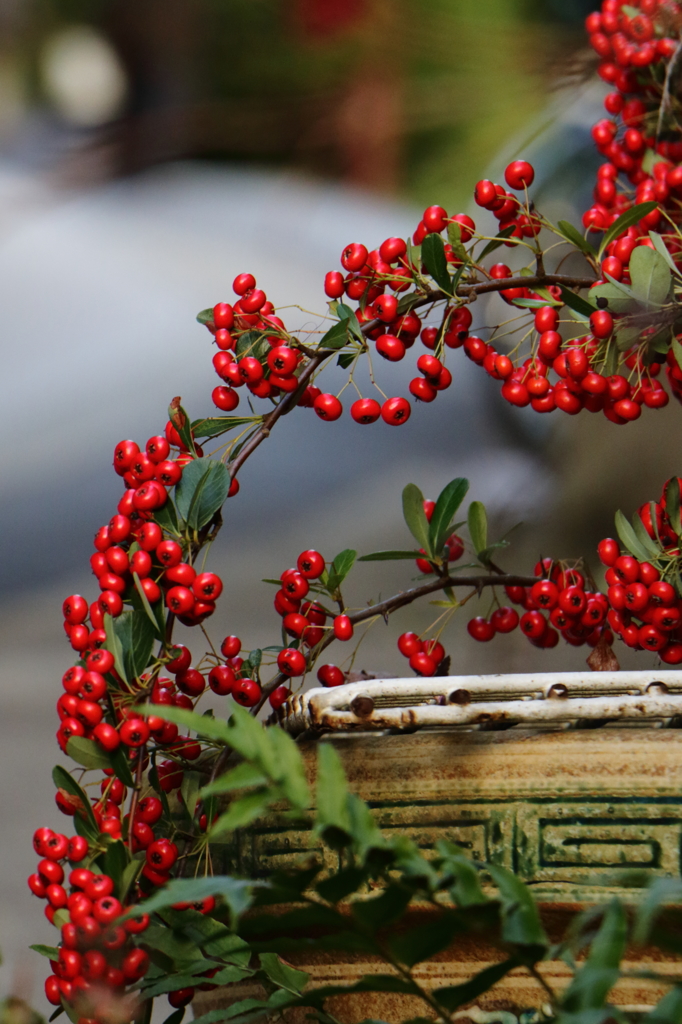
(195, 671, 682, 1021)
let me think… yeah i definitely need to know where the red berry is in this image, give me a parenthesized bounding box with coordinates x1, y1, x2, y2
(409, 651, 436, 676)
(467, 617, 495, 642)
(351, 398, 381, 424)
(313, 394, 343, 421)
(277, 648, 307, 676)
(232, 679, 262, 707)
(505, 160, 535, 190)
(381, 396, 411, 425)
(269, 685, 291, 710)
(317, 664, 345, 687)
(333, 615, 353, 641)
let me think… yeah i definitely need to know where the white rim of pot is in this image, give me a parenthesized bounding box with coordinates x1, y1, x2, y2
(272, 669, 682, 734)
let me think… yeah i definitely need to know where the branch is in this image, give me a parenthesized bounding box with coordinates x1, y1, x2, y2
(251, 572, 538, 715)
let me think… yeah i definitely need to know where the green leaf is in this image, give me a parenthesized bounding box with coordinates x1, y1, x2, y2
(337, 352, 356, 369)
(629, 245, 672, 306)
(446, 222, 470, 264)
(649, 232, 681, 276)
(633, 878, 682, 944)
(200, 763, 269, 799)
(358, 550, 422, 561)
(103, 611, 128, 683)
(316, 867, 367, 904)
(196, 307, 213, 325)
(109, 744, 135, 787)
(192, 417, 260, 441)
(153, 499, 180, 535)
(114, 610, 156, 680)
(562, 900, 626, 1012)
(435, 841, 488, 908)
(235, 330, 269, 361)
(208, 790, 275, 839)
(422, 233, 453, 292)
(478, 225, 516, 259)
(615, 509, 655, 562)
(52, 765, 99, 833)
(259, 953, 308, 995)
(666, 477, 681, 536)
(486, 865, 547, 950)
(433, 958, 520, 1012)
(632, 513, 661, 559)
(175, 458, 230, 529)
(558, 285, 597, 317)
(351, 886, 412, 931)
(467, 501, 488, 559)
(133, 572, 163, 633)
(97, 840, 129, 899)
(181, 770, 203, 820)
(120, 858, 143, 904)
(29, 944, 59, 959)
(168, 401, 197, 456)
(66, 736, 111, 771)
(145, 704, 231, 743)
(598, 201, 659, 257)
(388, 915, 462, 967)
(131, 876, 256, 923)
(429, 477, 469, 554)
(267, 727, 310, 810)
(402, 483, 431, 556)
(324, 549, 357, 594)
(316, 743, 351, 840)
(557, 220, 597, 258)
(319, 318, 351, 351)
(647, 985, 682, 1024)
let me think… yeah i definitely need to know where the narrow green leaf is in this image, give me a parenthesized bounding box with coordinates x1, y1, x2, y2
(153, 499, 180, 535)
(558, 285, 597, 317)
(145, 704, 232, 744)
(114, 610, 156, 680)
(402, 483, 431, 555)
(103, 611, 127, 683)
(168, 401, 197, 456)
(633, 878, 682, 944)
(446, 221, 469, 264)
(647, 984, 682, 1024)
(632, 513, 662, 559)
(337, 352, 356, 369)
(208, 790, 275, 839)
(181, 770, 203, 820)
(486, 864, 547, 949)
(429, 477, 469, 554)
(562, 900, 626, 1011)
(598, 201, 659, 257)
(478, 225, 516, 259)
(259, 953, 309, 995)
(97, 839, 129, 899)
(422, 233, 452, 292)
(433, 958, 520, 1012)
(66, 736, 111, 771)
(267, 726, 310, 810)
(649, 232, 681, 276)
(467, 501, 488, 558)
(318, 318, 351, 351)
(133, 572, 162, 632)
(316, 867, 367, 904)
(351, 886, 412, 931)
(52, 765, 99, 833)
(666, 477, 681, 536)
(131, 876, 257, 923)
(388, 915, 462, 967)
(325, 548, 357, 592)
(435, 841, 488, 908)
(120, 858, 143, 904)
(188, 461, 230, 530)
(196, 307, 213, 326)
(358, 550, 422, 561)
(30, 944, 59, 959)
(316, 743, 351, 837)
(109, 745, 135, 788)
(615, 509, 654, 562)
(557, 220, 597, 258)
(191, 416, 259, 441)
(200, 763, 269, 799)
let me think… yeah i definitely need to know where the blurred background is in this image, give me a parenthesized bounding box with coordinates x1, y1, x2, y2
(5, 0, 682, 1014)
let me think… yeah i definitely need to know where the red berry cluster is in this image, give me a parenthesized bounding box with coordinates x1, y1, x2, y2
(30, 826, 152, 1014)
(396, 633, 447, 677)
(467, 559, 612, 652)
(586, 0, 682, 235)
(598, 479, 682, 663)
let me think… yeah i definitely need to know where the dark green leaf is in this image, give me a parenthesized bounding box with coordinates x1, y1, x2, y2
(666, 477, 681, 536)
(632, 513, 661, 558)
(103, 611, 128, 683)
(109, 744, 135, 787)
(114, 610, 156, 680)
(615, 510, 654, 562)
(175, 458, 230, 529)
(191, 417, 260, 441)
(145, 704, 231, 743)
(196, 307, 213, 326)
(97, 840, 129, 899)
(168, 401, 197, 456)
(235, 330, 269, 361)
(422, 233, 452, 292)
(478, 225, 516, 259)
(52, 765, 99, 833)
(133, 571, 163, 633)
(647, 985, 682, 1024)
(267, 727, 310, 810)
(153, 499, 180, 535)
(446, 221, 469, 264)
(319, 318, 351, 351)
(557, 220, 597, 258)
(486, 865, 547, 949)
(435, 841, 488, 907)
(433, 957, 520, 1011)
(120, 857, 143, 904)
(429, 477, 469, 554)
(650, 232, 681, 276)
(316, 867, 367, 904)
(558, 286, 597, 317)
(634, 878, 682, 944)
(323, 548, 356, 593)
(337, 352, 355, 369)
(598, 201, 659, 257)
(316, 743, 351, 838)
(259, 953, 308, 994)
(388, 915, 462, 967)
(66, 736, 111, 771)
(629, 245, 672, 306)
(402, 483, 431, 555)
(562, 900, 626, 1012)
(467, 501, 488, 558)
(357, 550, 422, 561)
(351, 886, 411, 931)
